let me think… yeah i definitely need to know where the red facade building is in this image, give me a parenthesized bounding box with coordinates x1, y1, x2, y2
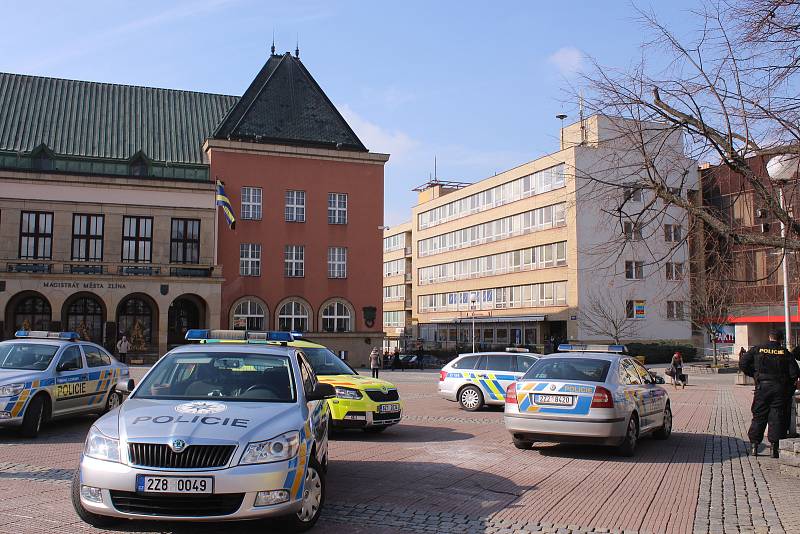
(204, 52, 389, 366)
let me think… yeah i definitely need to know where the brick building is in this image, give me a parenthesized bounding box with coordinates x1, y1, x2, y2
(0, 51, 388, 365)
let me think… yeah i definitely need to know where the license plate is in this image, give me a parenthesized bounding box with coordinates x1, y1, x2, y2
(533, 394, 574, 406)
(136, 474, 213, 494)
(378, 403, 400, 413)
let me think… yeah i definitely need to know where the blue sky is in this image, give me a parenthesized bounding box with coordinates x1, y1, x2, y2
(1, 0, 700, 225)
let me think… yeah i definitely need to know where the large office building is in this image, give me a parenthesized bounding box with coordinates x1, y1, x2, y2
(0, 51, 388, 365)
(385, 115, 696, 352)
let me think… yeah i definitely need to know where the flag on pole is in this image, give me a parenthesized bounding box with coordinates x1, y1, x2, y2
(215, 179, 236, 230)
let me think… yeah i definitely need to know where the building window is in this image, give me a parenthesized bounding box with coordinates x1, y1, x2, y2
(664, 224, 682, 243)
(626, 300, 647, 320)
(666, 301, 685, 320)
(623, 187, 643, 202)
(384, 311, 405, 328)
(623, 221, 643, 241)
(665, 262, 684, 281)
(170, 219, 200, 264)
(278, 300, 309, 332)
(383, 233, 404, 252)
(117, 297, 153, 345)
(383, 285, 406, 302)
(625, 261, 644, 280)
(321, 301, 352, 332)
(285, 245, 305, 277)
(668, 186, 682, 197)
(328, 247, 347, 278)
(19, 211, 53, 259)
(239, 244, 261, 276)
(384, 258, 406, 277)
(233, 299, 265, 330)
(328, 193, 348, 224)
(285, 190, 306, 222)
(121, 216, 153, 263)
(241, 187, 262, 220)
(71, 214, 104, 261)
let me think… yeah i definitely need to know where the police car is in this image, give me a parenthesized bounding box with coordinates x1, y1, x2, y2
(0, 331, 129, 437)
(439, 350, 541, 411)
(72, 329, 334, 532)
(504, 344, 671, 456)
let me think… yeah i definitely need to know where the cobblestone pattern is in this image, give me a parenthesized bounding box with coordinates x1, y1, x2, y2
(401, 414, 505, 425)
(0, 463, 73, 484)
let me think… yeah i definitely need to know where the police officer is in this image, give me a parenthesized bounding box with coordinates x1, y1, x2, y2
(740, 330, 800, 457)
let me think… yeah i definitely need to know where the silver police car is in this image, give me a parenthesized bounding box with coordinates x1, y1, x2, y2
(72, 330, 334, 532)
(504, 345, 671, 456)
(439, 351, 541, 411)
(0, 330, 129, 437)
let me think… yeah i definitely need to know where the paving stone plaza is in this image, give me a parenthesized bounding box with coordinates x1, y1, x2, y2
(1, 369, 799, 534)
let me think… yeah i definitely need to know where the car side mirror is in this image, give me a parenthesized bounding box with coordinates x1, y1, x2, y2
(306, 383, 336, 401)
(116, 378, 135, 395)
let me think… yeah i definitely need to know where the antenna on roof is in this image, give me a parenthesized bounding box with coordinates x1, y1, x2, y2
(434, 156, 437, 181)
(295, 34, 300, 58)
(271, 29, 276, 55)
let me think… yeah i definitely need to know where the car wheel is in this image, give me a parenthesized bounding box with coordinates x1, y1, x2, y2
(70, 470, 119, 527)
(459, 385, 484, 412)
(20, 395, 46, 438)
(104, 389, 121, 413)
(277, 456, 325, 532)
(363, 425, 388, 433)
(616, 414, 639, 457)
(654, 404, 672, 440)
(512, 437, 533, 450)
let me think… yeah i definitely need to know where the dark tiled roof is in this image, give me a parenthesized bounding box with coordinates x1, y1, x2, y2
(0, 72, 238, 165)
(214, 53, 367, 152)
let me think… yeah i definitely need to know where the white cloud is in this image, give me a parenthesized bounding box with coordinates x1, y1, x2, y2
(547, 46, 585, 76)
(338, 104, 419, 160)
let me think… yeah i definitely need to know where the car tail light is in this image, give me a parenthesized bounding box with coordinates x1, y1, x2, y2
(505, 382, 518, 404)
(439, 370, 447, 382)
(591, 386, 614, 408)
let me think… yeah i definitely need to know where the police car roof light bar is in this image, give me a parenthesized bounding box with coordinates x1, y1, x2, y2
(15, 330, 80, 341)
(558, 343, 626, 353)
(184, 329, 296, 343)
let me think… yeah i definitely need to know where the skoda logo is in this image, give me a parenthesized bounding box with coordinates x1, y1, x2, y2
(549, 384, 557, 391)
(175, 401, 227, 415)
(380, 386, 388, 394)
(170, 439, 187, 453)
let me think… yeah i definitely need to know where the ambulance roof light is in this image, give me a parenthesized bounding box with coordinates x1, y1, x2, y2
(558, 343, 627, 353)
(15, 330, 80, 341)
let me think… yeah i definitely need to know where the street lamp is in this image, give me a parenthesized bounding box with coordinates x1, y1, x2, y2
(766, 154, 799, 349)
(469, 293, 478, 353)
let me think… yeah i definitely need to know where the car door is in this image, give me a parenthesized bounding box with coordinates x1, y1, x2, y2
(297, 352, 328, 459)
(515, 355, 539, 378)
(619, 358, 651, 430)
(631, 359, 666, 430)
(479, 354, 517, 402)
(82, 344, 114, 409)
(53, 345, 88, 415)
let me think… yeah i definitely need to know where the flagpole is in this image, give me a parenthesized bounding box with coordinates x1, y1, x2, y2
(213, 177, 219, 266)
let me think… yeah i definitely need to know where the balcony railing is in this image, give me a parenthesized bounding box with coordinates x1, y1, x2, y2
(404, 246, 413, 256)
(404, 273, 413, 283)
(404, 298, 413, 309)
(4, 259, 221, 279)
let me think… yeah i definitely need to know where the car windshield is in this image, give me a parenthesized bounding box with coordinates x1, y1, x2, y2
(135, 352, 296, 403)
(303, 347, 356, 376)
(0, 343, 59, 370)
(524, 357, 611, 383)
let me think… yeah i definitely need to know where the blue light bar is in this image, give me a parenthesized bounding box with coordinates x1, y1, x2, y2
(15, 330, 80, 341)
(184, 329, 297, 343)
(558, 343, 626, 353)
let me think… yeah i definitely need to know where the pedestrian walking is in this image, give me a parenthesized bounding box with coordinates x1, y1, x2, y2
(116, 335, 130, 364)
(740, 330, 800, 457)
(369, 347, 381, 379)
(391, 348, 402, 372)
(670, 351, 685, 389)
(785, 345, 800, 438)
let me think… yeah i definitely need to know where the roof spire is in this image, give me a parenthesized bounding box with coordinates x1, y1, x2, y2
(295, 34, 300, 58)
(271, 29, 275, 55)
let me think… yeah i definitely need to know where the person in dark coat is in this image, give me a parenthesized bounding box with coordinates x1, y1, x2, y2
(391, 348, 402, 372)
(740, 330, 800, 457)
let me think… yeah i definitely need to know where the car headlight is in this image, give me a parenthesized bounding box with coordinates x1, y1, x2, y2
(0, 383, 25, 397)
(84, 426, 120, 463)
(240, 431, 300, 465)
(335, 387, 362, 400)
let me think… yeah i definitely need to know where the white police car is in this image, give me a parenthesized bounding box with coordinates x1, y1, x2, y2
(0, 331, 129, 437)
(72, 330, 335, 532)
(504, 344, 671, 456)
(439, 350, 541, 411)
